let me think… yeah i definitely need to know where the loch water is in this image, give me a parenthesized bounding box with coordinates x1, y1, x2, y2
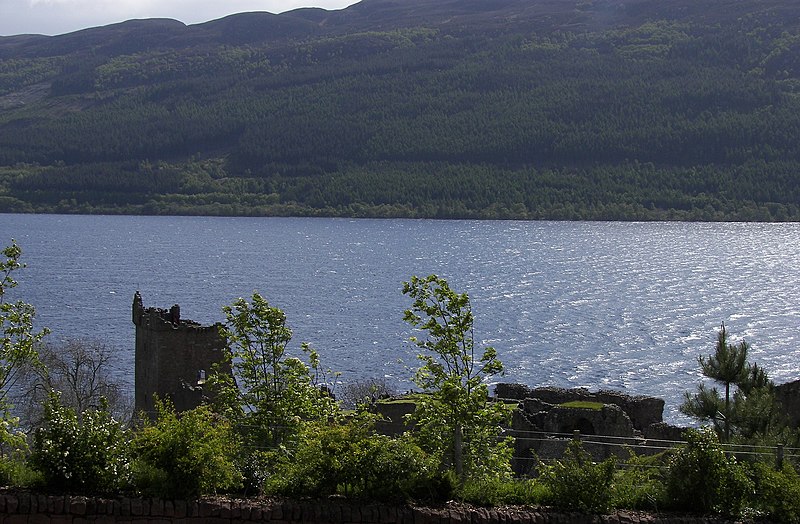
(3, 214, 799, 424)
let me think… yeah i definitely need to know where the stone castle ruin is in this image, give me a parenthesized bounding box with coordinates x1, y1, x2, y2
(493, 383, 684, 474)
(372, 383, 685, 474)
(133, 292, 229, 417)
(132, 293, 800, 470)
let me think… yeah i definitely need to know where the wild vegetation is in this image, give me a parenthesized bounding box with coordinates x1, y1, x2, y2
(402, 275, 511, 480)
(0, 0, 799, 220)
(4, 240, 800, 521)
(681, 322, 789, 445)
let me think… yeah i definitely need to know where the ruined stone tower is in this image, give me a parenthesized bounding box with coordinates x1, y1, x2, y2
(133, 291, 229, 417)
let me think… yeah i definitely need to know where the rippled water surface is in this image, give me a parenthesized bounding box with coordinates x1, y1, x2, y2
(3, 215, 799, 424)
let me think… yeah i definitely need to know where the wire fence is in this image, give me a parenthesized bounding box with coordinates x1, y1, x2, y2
(231, 423, 800, 476)
(141, 412, 800, 476)
(499, 427, 800, 472)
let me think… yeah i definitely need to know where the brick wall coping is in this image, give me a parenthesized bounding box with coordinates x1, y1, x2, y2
(0, 491, 747, 524)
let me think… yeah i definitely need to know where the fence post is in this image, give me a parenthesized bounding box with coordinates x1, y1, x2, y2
(454, 425, 463, 478)
(573, 429, 581, 440)
(776, 444, 784, 470)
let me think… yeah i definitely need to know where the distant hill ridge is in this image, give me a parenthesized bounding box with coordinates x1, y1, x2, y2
(0, 0, 799, 220)
(3, 0, 798, 58)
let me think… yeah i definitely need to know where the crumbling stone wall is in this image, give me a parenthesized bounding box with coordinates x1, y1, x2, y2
(525, 402, 636, 437)
(494, 383, 685, 473)
(776, 379, 800, 428)
(510, 400, 640, 474)
(133, 292, 229, 416)
(495, 384, 665, 431)
(372, 400, 416, 436)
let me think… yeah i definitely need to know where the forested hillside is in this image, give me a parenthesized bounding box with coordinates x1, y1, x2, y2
(1, 0, 799, 220)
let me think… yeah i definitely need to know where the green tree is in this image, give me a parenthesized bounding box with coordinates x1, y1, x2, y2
(0, 240, 48, 451)
(681, 323, 783, 443)
(703, 323, 749, 424)
(402, 274, 511, 480)
(210, 292, 338, 448)
(683, 323, 750, 441)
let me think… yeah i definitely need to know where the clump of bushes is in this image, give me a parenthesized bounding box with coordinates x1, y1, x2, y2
(448, 431, 800, 524)
(0, 451, 41, 488)
(538, 440, 616, 513)
(455, 477, 545, 507)
(664, 428, 753, 516)
(21, 394, 800, 524)
(609, 450, 664, 511)
(130, 398, 241, 499)
(263, 412, 450, 502)
(748, 461, 800, 523)
(30, 392, 129, 494)
(10, 384, 800, 524)
(27, 393, 243, 499)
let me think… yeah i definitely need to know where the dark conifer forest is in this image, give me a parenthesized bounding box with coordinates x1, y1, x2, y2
(1, 0, 799, 220)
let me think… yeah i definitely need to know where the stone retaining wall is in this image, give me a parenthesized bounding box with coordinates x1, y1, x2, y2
(0, 492, 744, 524)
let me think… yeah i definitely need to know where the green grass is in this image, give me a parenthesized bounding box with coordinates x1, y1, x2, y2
(560, 401, 604, 410)
(376, 393, 428, 405)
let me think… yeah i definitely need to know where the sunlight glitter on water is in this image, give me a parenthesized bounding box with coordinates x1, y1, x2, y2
(4, 216, 800, 425)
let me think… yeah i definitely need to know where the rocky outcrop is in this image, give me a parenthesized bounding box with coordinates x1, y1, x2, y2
(525, 402, 636, 437)
(645, 422, 687, 441)
(495, 383, 685, 472)
(775, 379, 800, 428)
(495, 384, 665, 432)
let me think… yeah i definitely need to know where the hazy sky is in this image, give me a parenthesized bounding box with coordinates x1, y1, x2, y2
(0, 0, 360, 37)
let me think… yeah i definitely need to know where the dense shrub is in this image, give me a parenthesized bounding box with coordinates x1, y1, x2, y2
(749, 461, 800, 523)
(30, 392, 129, 494)
(457, 477, 546, 506)
(237, 449, 277, 496)
(0, 452, 41, 488)
(664, 428, 752, 516)
(610, 451, 666, 511)
(539, 440, 616, 514)
(264, 415, 449, 502)
(131, 399, 241, 499)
